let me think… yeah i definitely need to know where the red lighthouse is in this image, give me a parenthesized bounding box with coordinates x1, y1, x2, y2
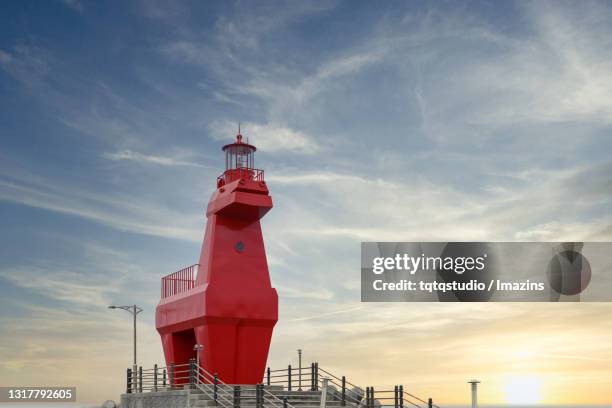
(155, 128, 278, 384)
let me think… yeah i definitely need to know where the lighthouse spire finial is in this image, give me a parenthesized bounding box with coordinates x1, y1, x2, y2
(236, 121, 243, 143)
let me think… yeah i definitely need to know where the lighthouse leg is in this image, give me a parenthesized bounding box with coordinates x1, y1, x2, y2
(195, 318, 239, 383)
(234, 320, 274, 384)
(160, 332, 175, 365)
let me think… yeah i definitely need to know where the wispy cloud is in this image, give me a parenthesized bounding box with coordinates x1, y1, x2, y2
(276, 284, 334, 301)
(0, 44, 51, 84)
(0, 170, 202, 242)
(286, 306, 363, 322)
(209, 120, 319, 154)
(0, 266, 120, 307)
(60, 0, 83, 13)
(102, 150, 208, 168)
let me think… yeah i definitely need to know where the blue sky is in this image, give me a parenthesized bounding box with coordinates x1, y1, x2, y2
(1, 0, 612, 405)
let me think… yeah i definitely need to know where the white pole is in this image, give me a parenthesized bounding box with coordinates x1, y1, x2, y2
(320, 378, 329, 408)
(468, 380, 479, 408)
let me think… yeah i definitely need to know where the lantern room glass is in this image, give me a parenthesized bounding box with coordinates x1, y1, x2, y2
(224, 144, 255, 170)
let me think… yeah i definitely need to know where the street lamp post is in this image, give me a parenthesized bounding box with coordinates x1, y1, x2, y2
(194, 344, 204, 367)
(297, 349, 302, 391)
(109, 304, 143, 376)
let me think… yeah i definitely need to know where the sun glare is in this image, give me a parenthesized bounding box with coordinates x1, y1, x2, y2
(504, 376, 543, 405)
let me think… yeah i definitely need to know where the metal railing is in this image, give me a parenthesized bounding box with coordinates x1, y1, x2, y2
(265, 363, 441, 408)
(161, 264, 198, 298)
(217, 167, 265, 186)
(126, 361, 440, 408)
(126, 363, 191, 393)
(126, 360, 296, 408)
(192, 362, 235, 408)
(266, 363, 363, 406)
(197, 362, 294, 408)
(266, 364, 319, 392)
(365, 387, 440, 408)
(319, 367, 363, 406)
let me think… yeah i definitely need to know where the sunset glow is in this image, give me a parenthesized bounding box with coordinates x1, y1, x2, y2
(504, 376, 543, 405)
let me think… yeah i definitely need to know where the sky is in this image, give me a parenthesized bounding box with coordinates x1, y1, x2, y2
(0, 0, 612, 406)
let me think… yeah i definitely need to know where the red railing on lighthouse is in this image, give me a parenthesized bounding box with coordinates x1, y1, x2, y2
(216, 128, 265, 187)
(217, 167, 264, 186)
(161, 264, 198, 298)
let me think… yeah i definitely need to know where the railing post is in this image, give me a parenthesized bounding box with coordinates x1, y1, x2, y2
(261, 383, 265, 408)
(214, 373, 218, 402)
(310, 363, 315, 391)
(154, 364, 158, 392)
(341, 376, 346, 406)
(256, 384, 263, 408)
(267, 367, 271, 386)
(428, 398, 433, 408)
(138, 366, 143, 393)
(314, 363, 319, 391)
(283, 397, 288, 408)
(233, 386, 241, 408)
(169, 363, 175, 389)
(288, 365, 292, 391)
(394, 386, 398, 408)
(369, 387, 375, 408)
(127, 368, 132, 394)
(365, 387, 370, 408)
(399, 385, 403, 408)
(189, 358, 196, 388)
(163, 369, 167, 388)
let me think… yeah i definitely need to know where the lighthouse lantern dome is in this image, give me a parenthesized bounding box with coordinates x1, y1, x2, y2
(218, 126, 263, 186)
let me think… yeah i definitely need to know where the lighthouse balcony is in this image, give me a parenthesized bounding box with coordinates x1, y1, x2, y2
(161, 264, 198, 298)
(217, 167, 264, 187)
